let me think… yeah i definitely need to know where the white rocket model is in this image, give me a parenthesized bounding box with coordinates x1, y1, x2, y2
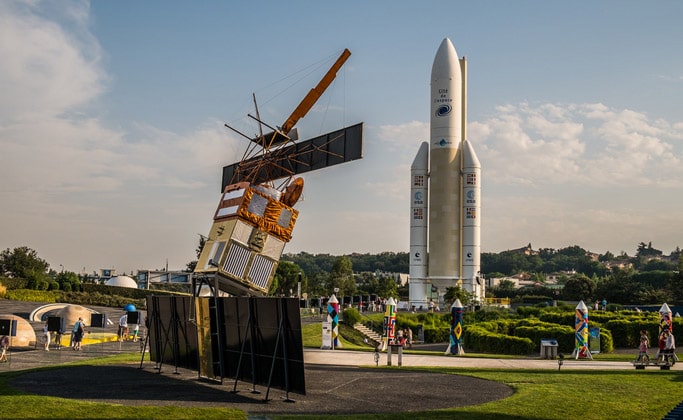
(409, 38, 484, 310)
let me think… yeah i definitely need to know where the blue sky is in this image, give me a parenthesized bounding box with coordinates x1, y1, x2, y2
(1, 0, 682, 275)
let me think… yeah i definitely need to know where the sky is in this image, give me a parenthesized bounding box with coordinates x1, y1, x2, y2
(1, 1, 682, 275)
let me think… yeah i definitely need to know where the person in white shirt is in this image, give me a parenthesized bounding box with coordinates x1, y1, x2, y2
(42, 322, 51, 351)
(118, 313, 128, 342)
(664, 330, 676, 363)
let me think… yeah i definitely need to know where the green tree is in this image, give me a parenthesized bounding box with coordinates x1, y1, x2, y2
(55, 271, 81, 292)
(491, 279, 516, 298)
(305, 271, 329, 297)
(636, 241, 663, 257)
(561, 274, 596, 301)
(270, 260, 304, 296)
(186, 234, 207, 272)
(443, 285, 473, 306)
(329, 256, 356, 296)
(666, 255, 683, 304)
(598, 251, 615, 262)
(375, 275, 398, 299)
(0, 246, 50, 279)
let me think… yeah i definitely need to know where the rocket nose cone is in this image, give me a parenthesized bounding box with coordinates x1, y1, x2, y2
(432, 38, 460, 80)
(411, 141, 429, 170)
(462, 140, 481, 168)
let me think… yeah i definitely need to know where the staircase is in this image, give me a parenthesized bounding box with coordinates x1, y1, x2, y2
(353, 323, 382, 346)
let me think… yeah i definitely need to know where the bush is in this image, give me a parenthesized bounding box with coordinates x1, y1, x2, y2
(516, 306, 542, 318)
(0, 277, 28, 289)
(6, 289, 57, 303)
(464, 325, 534, 355)
(0, 283, 6, 299)
(342, 308, 361, 326)
(464, 307, 510, 323)
(424, 327, 450, 343)
(598, 328, 614, 353)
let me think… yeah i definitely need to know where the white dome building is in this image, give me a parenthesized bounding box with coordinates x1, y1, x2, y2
(105, 275, 138, 288)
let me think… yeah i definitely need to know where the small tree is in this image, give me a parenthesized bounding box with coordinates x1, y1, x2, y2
(561, 274, 596, 302)
(329, 256, 356, 296)
(55, 271, 81, 292)
(0, 246, 50, 279)
(443, 285, 473, 306)
(271, 260, 304, 297)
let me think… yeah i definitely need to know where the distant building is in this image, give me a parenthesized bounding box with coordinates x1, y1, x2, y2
(137, 270, 192, 289)
(604, 260, 633, 270)
(507, 243, 538, 256)
(105, 275, 138, 288)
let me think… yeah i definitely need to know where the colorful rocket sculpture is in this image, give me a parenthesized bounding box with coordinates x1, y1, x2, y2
(659, 302, 673, 335)
(572, 300, 592, 360)
(446, 299, 465, 355)
(381, 297, 397, 351)
(328, 294, 341, 349)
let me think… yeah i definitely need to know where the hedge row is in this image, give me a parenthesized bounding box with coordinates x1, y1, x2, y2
(0, 277, 29, 290)
(464, 325, 534, 355)
(461, 318, 614, 355)
(606, 318, 683, 348)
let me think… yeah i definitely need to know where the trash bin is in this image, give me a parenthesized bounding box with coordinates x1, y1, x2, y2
(540, 339, 558, 359)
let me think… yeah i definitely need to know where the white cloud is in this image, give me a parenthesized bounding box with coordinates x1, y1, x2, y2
(0, 0, 104, 123)
(0, 1, 240, 272)
(475, 102, 683, 187)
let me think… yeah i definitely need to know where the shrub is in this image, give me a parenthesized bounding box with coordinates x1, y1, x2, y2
(514, 324, 574, 354)
(0, 283, 6, 299)
(424, 326, 450, 343)
(464, 307, 510, 323)
(464, 325, 534, 355)
(0, 277, 28, 289)
(6, 289, 56, 303)
(342, 308, 361, 326)
(517, 306, 542, 318)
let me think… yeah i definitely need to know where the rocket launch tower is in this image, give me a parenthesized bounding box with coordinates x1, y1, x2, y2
(409, 38, 484, 309)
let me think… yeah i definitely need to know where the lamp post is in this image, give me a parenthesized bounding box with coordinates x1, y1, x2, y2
(297, 271, 302, 298)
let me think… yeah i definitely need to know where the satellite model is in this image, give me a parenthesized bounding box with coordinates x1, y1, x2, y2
(194, 49, 363, 297)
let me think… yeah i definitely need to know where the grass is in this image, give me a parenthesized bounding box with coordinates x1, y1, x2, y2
(272, 367, 683, 420)
(0, 353, 246, 420)
(301, 320, 374, 350)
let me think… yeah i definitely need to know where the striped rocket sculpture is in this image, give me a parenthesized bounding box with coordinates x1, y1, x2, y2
(446, 299, 465, 355)
(572, 300, 592, 359)
(328, 294, 341, 349)
(381, 297, 397, 351)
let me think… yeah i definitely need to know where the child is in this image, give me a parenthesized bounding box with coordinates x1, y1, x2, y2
(637, 330, 649, 362)
(0, 335, 9, 362)
(43, 321, 51, 351)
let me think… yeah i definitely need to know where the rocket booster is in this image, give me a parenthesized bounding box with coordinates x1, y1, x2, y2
(409, 142, 429, 305)
(462, 139, 481, 283)
(409, 37, 483, 307)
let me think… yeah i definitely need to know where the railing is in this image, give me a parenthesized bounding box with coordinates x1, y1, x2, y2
(485, 297, 511, 306)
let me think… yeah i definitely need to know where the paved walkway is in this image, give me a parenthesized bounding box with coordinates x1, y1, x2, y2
(304, 348, 674, 370)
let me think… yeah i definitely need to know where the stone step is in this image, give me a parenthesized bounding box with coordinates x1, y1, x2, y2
(353, 323, 382, 344)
